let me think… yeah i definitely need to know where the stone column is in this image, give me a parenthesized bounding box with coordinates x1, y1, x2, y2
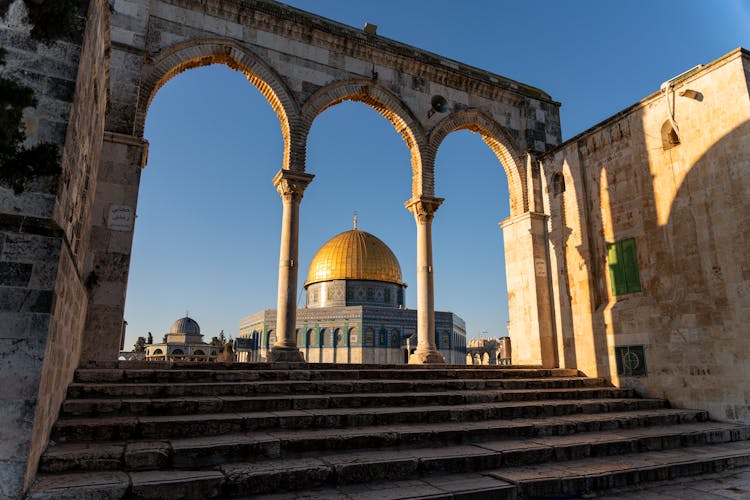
(80, 132, 148, 362)
(405, 196, 446, 364)
(268, 169, 314, 363)
(499, 211, 556, 368)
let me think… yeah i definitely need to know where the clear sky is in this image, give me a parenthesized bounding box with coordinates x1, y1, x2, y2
(122, 0, 750, 349)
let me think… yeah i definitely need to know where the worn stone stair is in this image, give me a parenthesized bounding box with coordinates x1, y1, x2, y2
(27, 362, 750, 499)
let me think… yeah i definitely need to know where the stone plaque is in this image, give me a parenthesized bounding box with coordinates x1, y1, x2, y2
(108, 205, 134, 231)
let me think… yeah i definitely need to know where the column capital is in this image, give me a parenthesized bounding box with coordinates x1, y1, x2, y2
(404, 196, 444, 224)
(273, 169, 314, 204)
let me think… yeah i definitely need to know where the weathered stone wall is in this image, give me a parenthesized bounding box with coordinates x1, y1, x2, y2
(0, 0, 110, 496)
(541, 48, 750, 422)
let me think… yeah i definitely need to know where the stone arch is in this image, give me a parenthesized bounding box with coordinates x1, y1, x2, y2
(347, 326, 358, 344)
(136, 38, 303, 170)
(428, 109, 527, 216)
(319, 328, 327, 346)
(306, 329, 314, 347)
(300, 79, 428, 197)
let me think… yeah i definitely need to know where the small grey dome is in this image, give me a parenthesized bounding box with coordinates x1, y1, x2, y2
(170, 316, 200, 335)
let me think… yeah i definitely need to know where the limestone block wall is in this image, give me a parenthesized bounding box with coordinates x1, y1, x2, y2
(0, 0, 111, 496)
(542, 48, 750, 422)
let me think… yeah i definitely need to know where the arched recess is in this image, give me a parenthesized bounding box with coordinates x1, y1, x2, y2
(135, 38, 303, 170)
(300, 79, 428, 198)
(428, 109, 527, 216)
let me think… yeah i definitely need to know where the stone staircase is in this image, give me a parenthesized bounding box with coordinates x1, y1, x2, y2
(27, 362, 750, 499)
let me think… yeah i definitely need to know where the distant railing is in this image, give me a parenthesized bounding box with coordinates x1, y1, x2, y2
(144, 354, 219, 362)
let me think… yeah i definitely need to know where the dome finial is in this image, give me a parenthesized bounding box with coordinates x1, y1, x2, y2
(353, 211, 358, 230)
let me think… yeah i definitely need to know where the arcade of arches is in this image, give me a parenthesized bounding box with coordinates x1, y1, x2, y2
(2, 0, 750, 495)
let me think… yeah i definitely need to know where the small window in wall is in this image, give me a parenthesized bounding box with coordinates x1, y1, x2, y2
(607, 238, 641, 295)
(661, 121, 680, 150)
(552, 172, 565, 196)
(615, 345, 647, 377)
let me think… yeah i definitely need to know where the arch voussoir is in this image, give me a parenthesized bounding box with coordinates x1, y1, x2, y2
(136, 38, 301, 170)
(300, 79, 429, 198)
(429, 109, 528, 215)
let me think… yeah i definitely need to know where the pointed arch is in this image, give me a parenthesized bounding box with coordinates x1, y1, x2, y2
(428, 109, 527, 215)
(300, 79, 428, 198)
(135, 38, 303, 170)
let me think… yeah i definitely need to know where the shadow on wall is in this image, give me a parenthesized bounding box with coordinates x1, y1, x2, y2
(649, 118, 750, 420)
(581, 117, 750, 421)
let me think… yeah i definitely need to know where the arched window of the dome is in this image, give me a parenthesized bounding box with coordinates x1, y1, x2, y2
(306, 329, 314, 348)
(440, 331, 451, 349)
(334, 328, 343, 347)
(318, 328, 327, 347)
(172, 348, 184, 356)
(378, 328, 388, 346)
(153, 348, 163, 355)
(390, 329, 399, 347)
(364, 327, 375, 347)
(324, 329, 334, 347)
(348, 327, 358, 346)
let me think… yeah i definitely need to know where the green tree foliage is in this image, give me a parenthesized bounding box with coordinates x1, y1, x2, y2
(133, 336, 147, 353)
(0, 48, 60, 193)
(24, 0, 85, 44)
(0, 0, 86, 193)
(210, 330, 227, 347)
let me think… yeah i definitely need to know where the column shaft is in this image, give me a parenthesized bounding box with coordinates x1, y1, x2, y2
(405, 196, 446, 364)
(269, 170, 314, 363)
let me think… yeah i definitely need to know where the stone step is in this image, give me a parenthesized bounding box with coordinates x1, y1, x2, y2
(51, 398, 669, 442)
(491, 439, 750, 498)
(65, 378, 613, 399)
(75, 367, 583, 383)
(40, 409, 713, 473)
(62, 383, 625, 415)
(256, 471, 517, 499)
(82, 360, 568, 372)
(29, 434, 750, 499)
(253, 442, 750, 500)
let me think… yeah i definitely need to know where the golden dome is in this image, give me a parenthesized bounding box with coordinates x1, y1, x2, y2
(305, 229, 403, 287)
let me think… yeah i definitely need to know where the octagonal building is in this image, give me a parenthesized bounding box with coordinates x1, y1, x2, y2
(238, 225, 466, 364)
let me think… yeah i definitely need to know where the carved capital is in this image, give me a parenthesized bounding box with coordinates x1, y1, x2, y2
(273, 169, 314, 204)
(404, 196, 444, 224)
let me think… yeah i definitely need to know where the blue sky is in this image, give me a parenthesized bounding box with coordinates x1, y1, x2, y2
(122, 0, 750, 348)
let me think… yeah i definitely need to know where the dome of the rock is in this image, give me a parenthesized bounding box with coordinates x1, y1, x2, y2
(305, 229, 403, 287)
